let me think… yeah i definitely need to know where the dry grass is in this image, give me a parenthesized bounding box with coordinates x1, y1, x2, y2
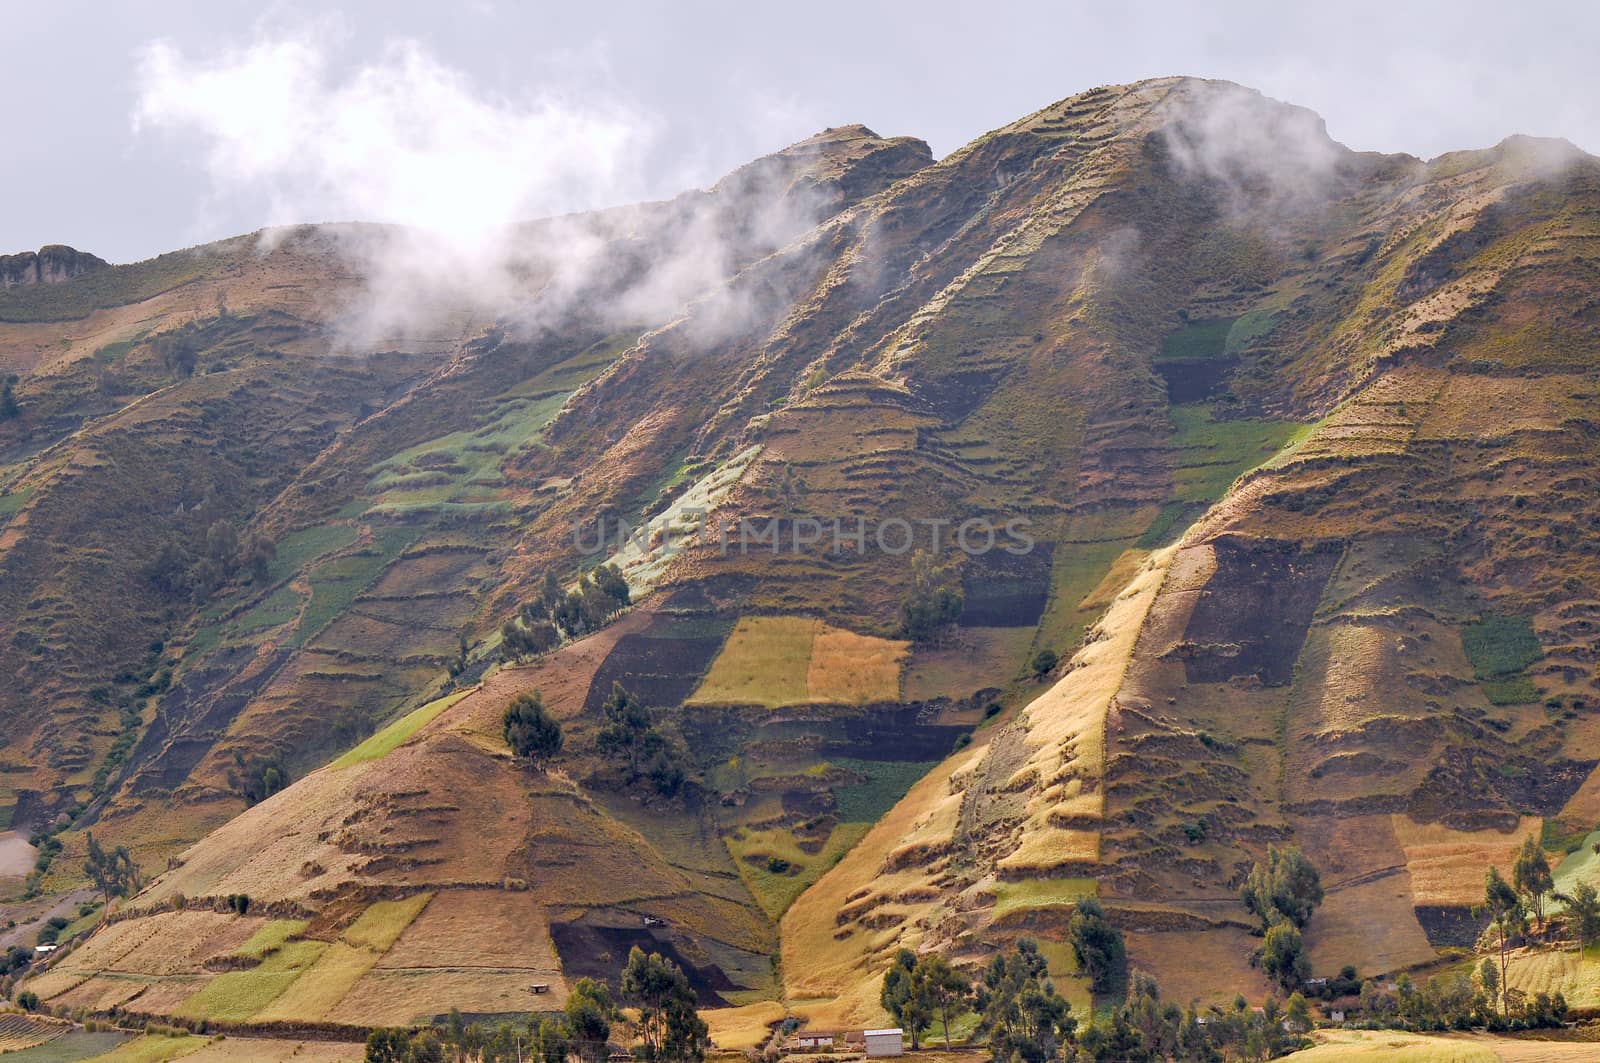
(1076, 549, 1149, 611)
(690, 617, 813, 706)
(252, 942, 377, 1022)
(1303, 872, 1437, 977)
(175, 1040, 361, 1062)
(1286, 1030, 1498, 1061)
(341, 893, 432, 952)
(701, 1001, 787, 1049)
(689, 617, 906, 707)
(807, 626, 908, 703)
(1392, 815, 1543, 905)
(1504, 946, 1600, 1009)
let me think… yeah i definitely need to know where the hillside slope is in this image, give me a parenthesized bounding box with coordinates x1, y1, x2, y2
(8, 77, 1600, 1033)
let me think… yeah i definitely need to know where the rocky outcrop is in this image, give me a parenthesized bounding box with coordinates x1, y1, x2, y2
(0, 245, 106, 288)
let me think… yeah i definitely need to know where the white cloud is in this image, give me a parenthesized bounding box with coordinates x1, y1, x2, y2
(133, 28, 651, 244)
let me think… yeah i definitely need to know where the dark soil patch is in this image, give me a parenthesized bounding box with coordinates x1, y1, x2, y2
(820, 704, 969, 762)
(1156, 356, 1239, 403)
(909, 363, 1011, 424)
(548, 923, 736, 1006)
(583, 615, 730, 711)
(1180, 537, 1343, 686)
(960, 542, 1055, 627)
(1409, 749, 1597, 824)
(1414, 904, 1490, 949)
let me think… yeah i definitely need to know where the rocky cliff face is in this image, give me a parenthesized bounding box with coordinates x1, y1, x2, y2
(0, 244, 107, 288)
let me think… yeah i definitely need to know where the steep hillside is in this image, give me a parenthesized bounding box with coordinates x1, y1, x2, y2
(8, 77, 1600, 1038)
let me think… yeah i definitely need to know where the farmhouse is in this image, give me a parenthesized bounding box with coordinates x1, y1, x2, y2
(787, 1030, 837, 1050)
(863, 1029, 903, 1057)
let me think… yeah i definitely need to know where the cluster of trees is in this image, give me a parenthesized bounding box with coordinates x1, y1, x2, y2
(1068, 898, 1126, 994)
(366, 949, 705, 1063)
(147, 519, 276, 603)
(881, 949, 978, 1050)
(504, 691, 563, 768)
(1475, 836, 1595, 1019)
(882, 938, 1317, 1062)
(1240, 846, 1323, 992)
(1085, 975, 1311, 1062)
(502, 566, 630, 662)
(1352, 966, 1566, 1033)
(84, 832, 139, 908)
(899, 551, 964, 642)
(0, 375, 19, 419)
(597, 683, 687, 796)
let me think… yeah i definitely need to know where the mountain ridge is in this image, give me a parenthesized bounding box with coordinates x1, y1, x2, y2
(4, 75, 1600, 1037)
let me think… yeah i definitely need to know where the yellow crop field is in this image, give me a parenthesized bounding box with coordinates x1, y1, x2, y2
(689, 617, 906, 707)
(1392, 815, 1542, 905)
(253, 941, 378, 1022)
(342, 893, 432, 951)
(807, 625, 907, 703)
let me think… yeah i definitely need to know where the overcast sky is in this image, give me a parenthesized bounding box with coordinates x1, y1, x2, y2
(8, 0, 1598, 264)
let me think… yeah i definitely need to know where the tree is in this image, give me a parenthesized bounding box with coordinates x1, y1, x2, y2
(205, 519, 239, 564)
(84, 832, 139, 907)
(537, 1018, 571, 1063)
(564, 978, 618, 1063)
(976, 939, 1074, 1063)
(240, 533, 276, 583)
(0, 378, 19, 420)
(504, 692, 563, 767)
(881, 949, 932, 1049)
(1481, 865, 1524, 1015)
(899, 550, 964, 642)
(1068, 897, 1126, 994)
(915, 953, 972, 1049)
(1477, 957, 1501, 1016)
(1030, 649, 1058, 681)
(1513, 835, 1554, 931)
(1260, 921, 1310, 993)
(364, 1028, 411, 1063)
(1285, 991, 1312, 1034)
(622, 946, 708, 1063)
(1568, 880, 1600, 959)
(1241, 844, 1324, 932)
(597, 682, 651, 778)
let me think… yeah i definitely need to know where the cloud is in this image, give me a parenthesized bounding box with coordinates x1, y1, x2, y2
(1155, 80, 1353, 215)
(133, 28, 650, 246)
(132, 27, 840, 350)
(132, 26, 667, 345)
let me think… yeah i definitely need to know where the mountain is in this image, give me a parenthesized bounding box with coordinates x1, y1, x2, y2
(4, 77, 1600, 1039)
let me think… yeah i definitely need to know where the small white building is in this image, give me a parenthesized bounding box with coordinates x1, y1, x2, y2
(863, 1029, 903, 1057)
(33, 944, 57, 954)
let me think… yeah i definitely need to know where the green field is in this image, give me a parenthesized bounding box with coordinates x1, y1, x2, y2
(1461, 613, 1543, 677)
(727, 822, 872, 919)
(176, 939, 327, 1021)
(231, 919, 308, 961)
(329, 691, 471, 769)
(79, 1035, 208, 1063)
(297, 527, 420, 644)
(991, 877, 1097, 919)
(1157, 317, 1237, 361)
(1168, 405, 1313, 503)
(342, 893, 432, 950)
(831, 759, 941, 823)
(0, 1031, 131, 1062)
